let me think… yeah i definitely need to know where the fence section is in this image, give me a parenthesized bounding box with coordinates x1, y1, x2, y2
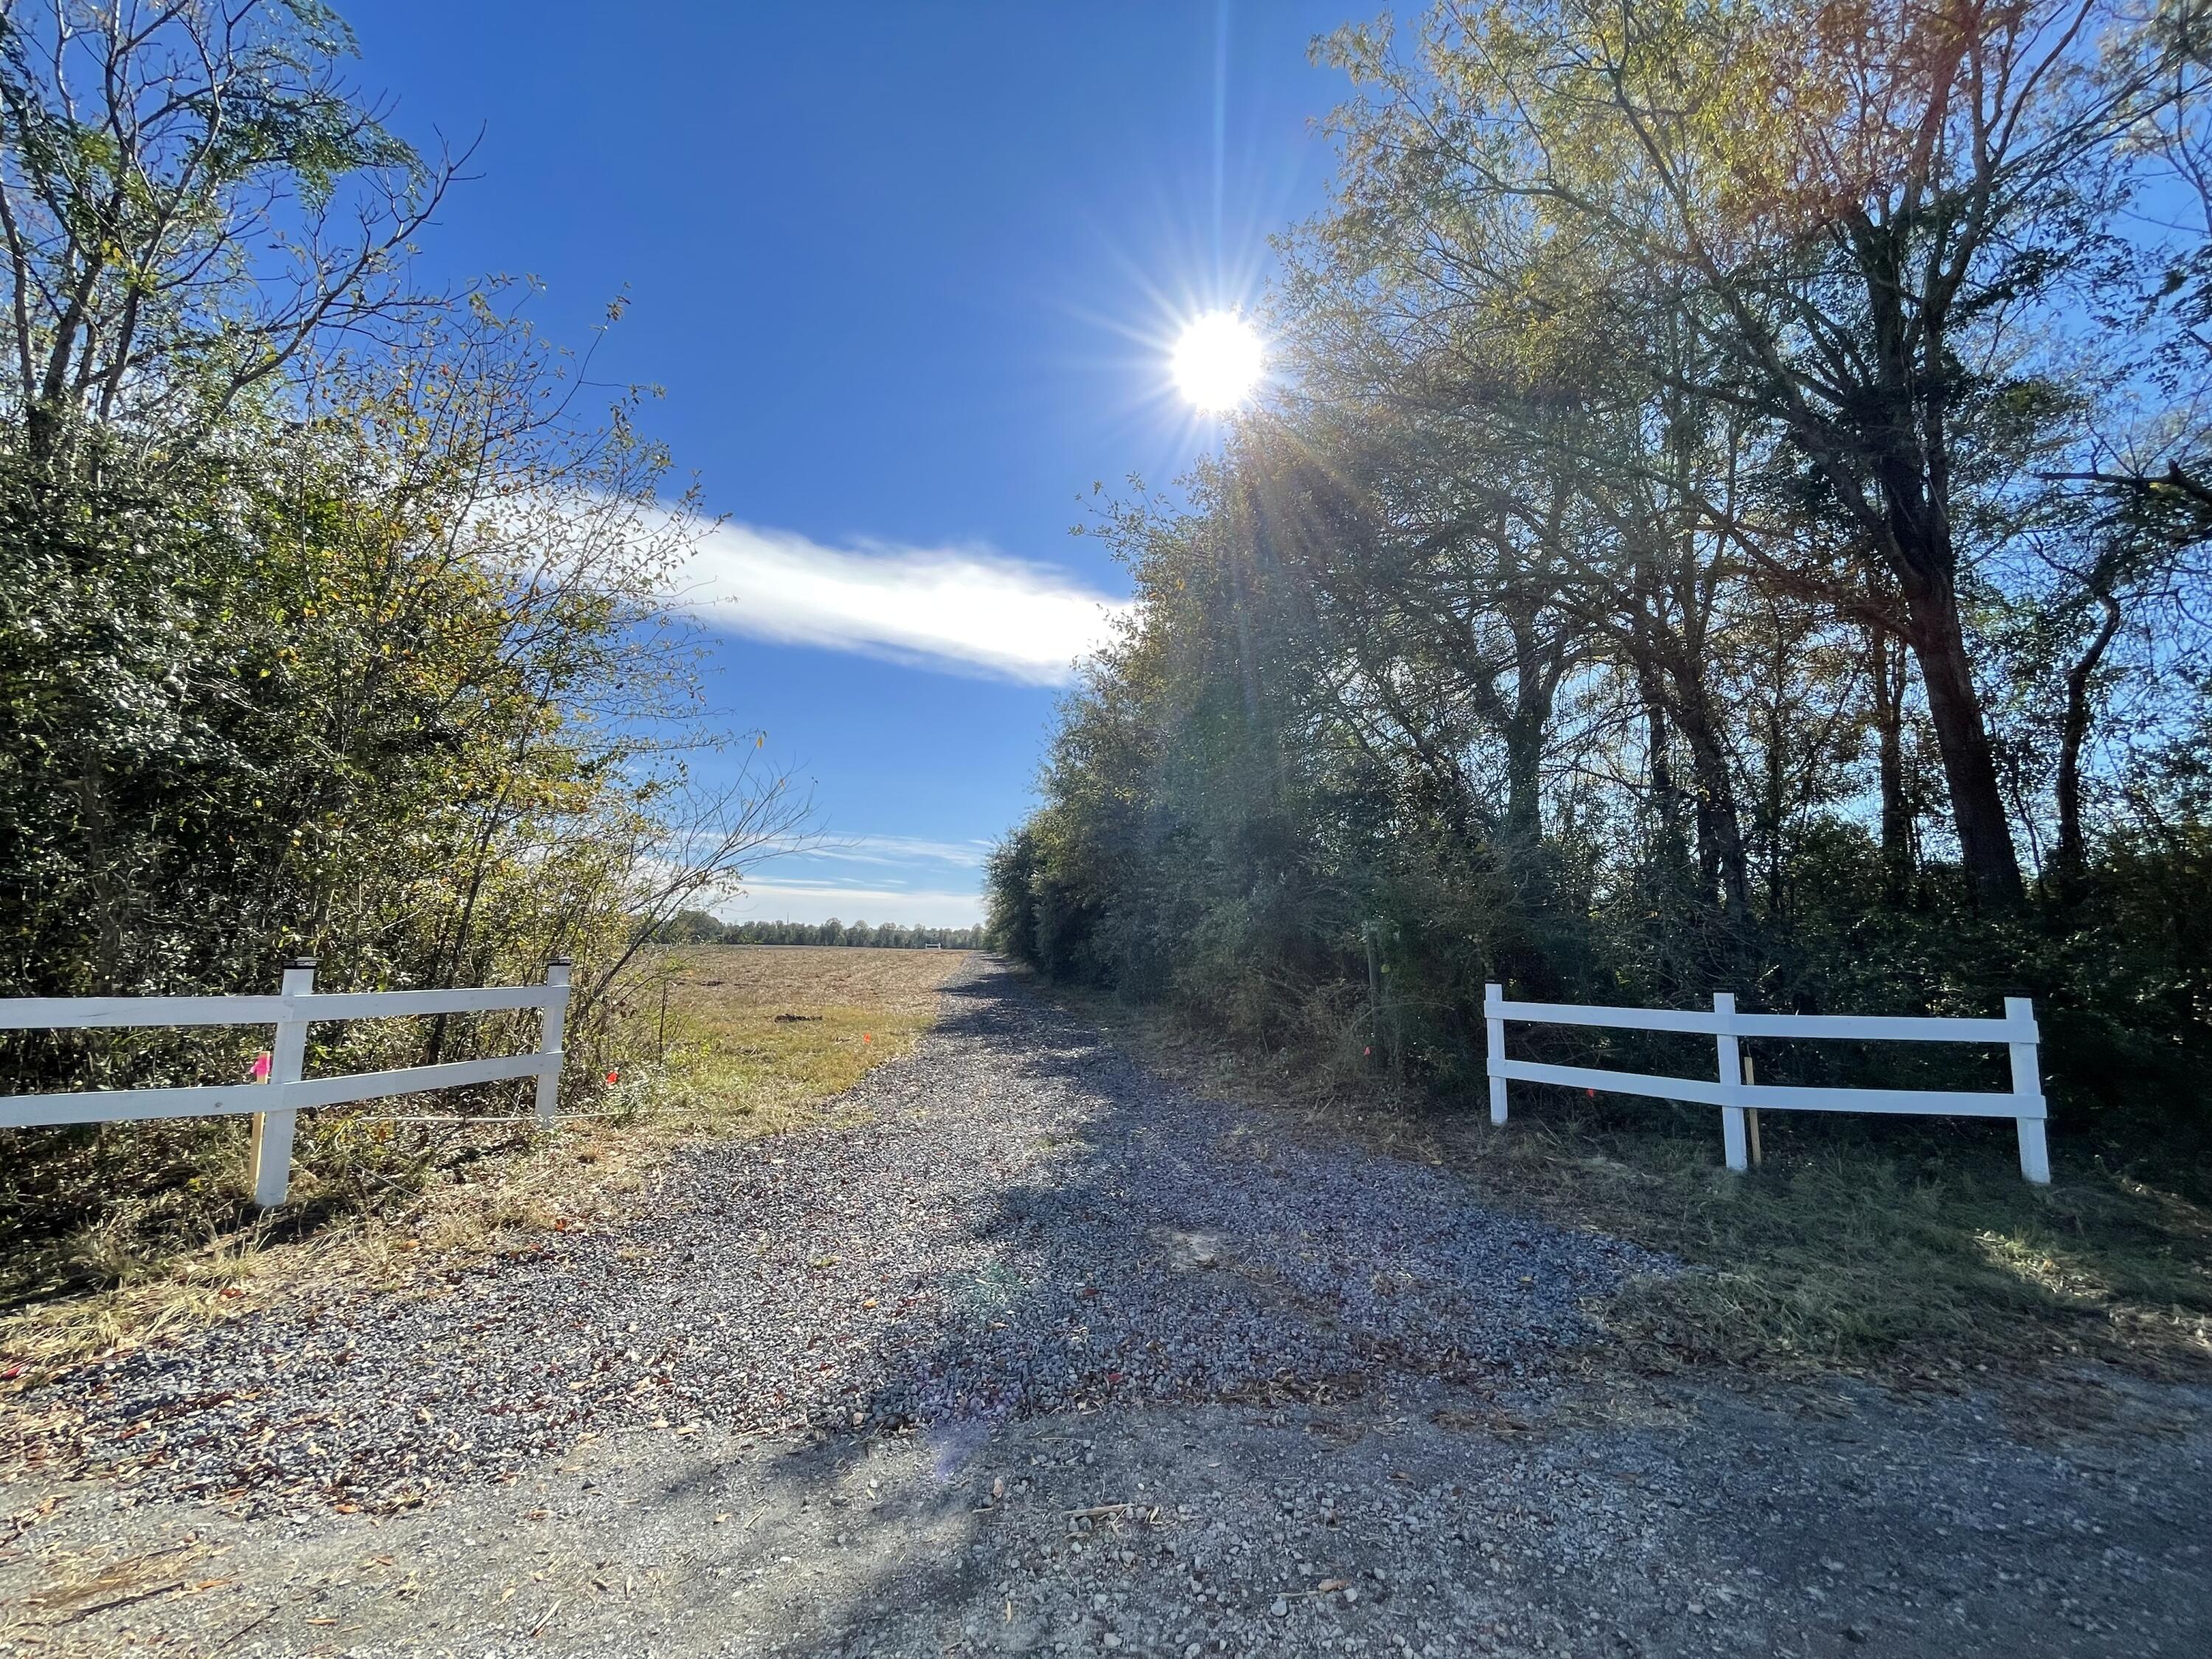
(1483, 985, 2049, 1183)
(0, 957, 574, 1205)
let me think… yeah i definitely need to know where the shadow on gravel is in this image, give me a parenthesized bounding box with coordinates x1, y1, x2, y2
(595, 960, 1670, 1647)
(820, 961, 1665, 1432)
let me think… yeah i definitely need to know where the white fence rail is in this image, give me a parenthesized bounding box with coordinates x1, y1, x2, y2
(1484, 984, 2050, 1184)
(0, 957, 573, 1206)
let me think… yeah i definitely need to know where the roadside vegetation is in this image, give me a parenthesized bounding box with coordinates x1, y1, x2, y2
(992, 0, 2212, 1389)
(0, 5, 824, 1356)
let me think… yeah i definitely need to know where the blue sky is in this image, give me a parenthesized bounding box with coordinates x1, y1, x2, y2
(351, 1, 1354, 923)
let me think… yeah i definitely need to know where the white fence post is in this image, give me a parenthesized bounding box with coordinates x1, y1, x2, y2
(1485, 983, 1507, 1126)
(250, 957, 315, 1208)
(1714, 991, 1747, 1172)
(2007, 995, 2051, 1186)
(535, 957, 571, 1130)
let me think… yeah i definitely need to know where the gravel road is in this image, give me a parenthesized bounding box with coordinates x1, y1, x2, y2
(2, 957, 2207, 1657)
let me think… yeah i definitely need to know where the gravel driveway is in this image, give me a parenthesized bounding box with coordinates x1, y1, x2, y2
(2, 958, 2207, 1656)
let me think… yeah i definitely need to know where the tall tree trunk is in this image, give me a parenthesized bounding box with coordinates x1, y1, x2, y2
(1904, 583, 2025, 907)
(1668, 663, 1751, 922)
(1500, 608, 1554, 846)
(1500, 708, 1543, 846)
(1870, 626, 1913, 899)
(1635, 658, 1686, 852)
(1855, 243, 2025, 908)
(2053, 592, 2122, 895)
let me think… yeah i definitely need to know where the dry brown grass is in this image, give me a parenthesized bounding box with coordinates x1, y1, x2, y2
(642, 945, 963, 1135)
(664, 943, 965, 1012)
(0, 947, 972, 1384)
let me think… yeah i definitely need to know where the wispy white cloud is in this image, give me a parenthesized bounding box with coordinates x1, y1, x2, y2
(675, 521, 1130, 685)
(798, 833, 993, 869)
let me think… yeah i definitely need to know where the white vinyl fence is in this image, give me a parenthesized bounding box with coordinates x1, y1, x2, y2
(1484, 985, 2049, 1184)
(0, 957, 573, 1206)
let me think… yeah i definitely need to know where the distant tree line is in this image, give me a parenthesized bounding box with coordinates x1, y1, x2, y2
(992, 0, 2212, 1143)
(655, 911, 981, 950)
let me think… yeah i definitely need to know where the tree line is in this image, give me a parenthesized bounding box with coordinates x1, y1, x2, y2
(991, 0, 2212, 1138)
(657, 911, 983, 950)
(0, 2, 799, 1273)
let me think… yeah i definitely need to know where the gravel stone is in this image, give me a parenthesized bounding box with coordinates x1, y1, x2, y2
(1, 959, 2205, 1659)
(6, 959, 1662, 1516)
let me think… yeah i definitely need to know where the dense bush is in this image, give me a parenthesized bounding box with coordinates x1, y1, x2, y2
(0, 3, 799, 1284)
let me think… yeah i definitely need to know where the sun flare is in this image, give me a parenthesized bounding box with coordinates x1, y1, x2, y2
(1171, 311, 1265, 412)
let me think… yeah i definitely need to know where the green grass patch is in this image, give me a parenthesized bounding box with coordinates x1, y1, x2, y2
(1452, 1105, 2212, 1383)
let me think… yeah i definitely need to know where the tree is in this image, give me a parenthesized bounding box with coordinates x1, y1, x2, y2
(0, 2, 814, 1268)
(658, 910, 728, 944)
(0, 0, 459, 467)
(992, 0, 2212, 1138)
(1312, 0, 2184, 905)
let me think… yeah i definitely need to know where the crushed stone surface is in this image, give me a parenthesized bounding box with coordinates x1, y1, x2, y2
(2, 959, 2206, 1659)
(4, 959, 1663, 1515)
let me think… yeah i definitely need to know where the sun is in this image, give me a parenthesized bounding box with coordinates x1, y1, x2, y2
(1171, 310, 1265, 412)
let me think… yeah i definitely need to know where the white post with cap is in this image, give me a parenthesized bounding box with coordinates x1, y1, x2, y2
(2007, 995, 2050, 1185)
(1485, 983, 1507, 1126)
